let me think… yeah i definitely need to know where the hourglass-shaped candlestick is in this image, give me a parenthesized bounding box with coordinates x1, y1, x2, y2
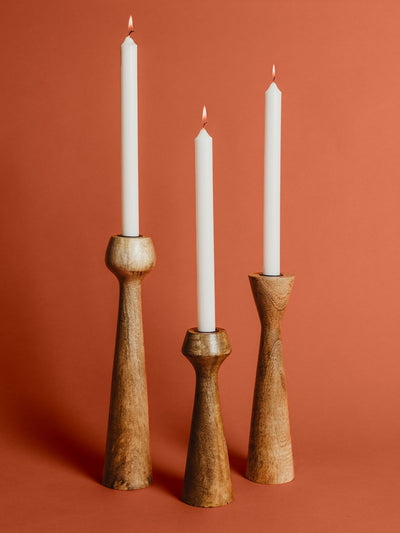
(246, 273, 295, 485)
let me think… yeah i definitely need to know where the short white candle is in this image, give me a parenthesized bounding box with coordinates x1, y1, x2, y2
(263, 65, 281, 276)
(195, 106, 216, 332)
(121, 16, 139, 237)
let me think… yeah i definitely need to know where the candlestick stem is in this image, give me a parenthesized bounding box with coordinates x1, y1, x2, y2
(181, 328, 233, 507)
(246, 273, 294, 484)
(102, 235, 155, 490)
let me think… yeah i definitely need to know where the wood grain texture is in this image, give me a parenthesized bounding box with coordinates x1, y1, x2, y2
(102, 235, 156, 491)
(246, 273, 295, 485)
(181, 328, 233, 508)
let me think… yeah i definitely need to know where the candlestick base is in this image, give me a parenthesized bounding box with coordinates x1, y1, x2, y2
(102, 235, 155, 491)
(181, 328, 233, 508)
(246, 273, 295, 485)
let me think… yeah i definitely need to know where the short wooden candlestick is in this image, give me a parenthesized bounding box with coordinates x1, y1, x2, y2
(102, 235, 155, 491)
(181, 328, 234, 508)
(246, 273, 295, 485)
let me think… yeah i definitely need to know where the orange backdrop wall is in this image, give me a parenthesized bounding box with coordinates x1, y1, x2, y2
(1, 1, 399, 531)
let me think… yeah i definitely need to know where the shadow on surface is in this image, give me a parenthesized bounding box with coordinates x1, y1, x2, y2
(153, 465, 183, 499)
(0, 199, 104, 484)
(9, 398, 105, 482)
(228, 449, 247, 477)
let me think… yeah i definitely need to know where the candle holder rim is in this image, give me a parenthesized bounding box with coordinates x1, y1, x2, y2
(186, 327, 226, 334)
(249, 272, 295, 279)
(113, 234, 152, 240)
(106, 235, 156, 275)
(182, 327, 231, 357)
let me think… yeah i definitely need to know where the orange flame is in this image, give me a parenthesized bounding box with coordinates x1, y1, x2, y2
(128, 15, 133, 31)
(202, 106, 207, 127)
(272, 64, 276, 82)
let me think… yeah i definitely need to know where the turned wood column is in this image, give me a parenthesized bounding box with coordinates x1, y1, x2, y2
(246, 273, 295, 485)
(181, 328, 233, 507)
(102, 235, 155, 491)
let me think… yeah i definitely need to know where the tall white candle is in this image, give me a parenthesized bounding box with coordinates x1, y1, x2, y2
(121, 16, 139, 237)
(195, 106, 216, 332)
(263, 65, 281, 276)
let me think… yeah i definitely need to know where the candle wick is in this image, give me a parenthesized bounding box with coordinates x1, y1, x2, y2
(128, 29, 134, 37)
(202, 121, 207, 129)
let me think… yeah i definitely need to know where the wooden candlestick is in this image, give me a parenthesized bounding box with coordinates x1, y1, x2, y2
(181, 328, 233, 508)
(102, 235, 155, 491)
(246, 273, 295, 485)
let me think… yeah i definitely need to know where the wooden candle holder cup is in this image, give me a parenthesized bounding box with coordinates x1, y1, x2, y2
(246, 273, 295, 485)
(102, 235, 155, 491)
(181, 328, 234, 508)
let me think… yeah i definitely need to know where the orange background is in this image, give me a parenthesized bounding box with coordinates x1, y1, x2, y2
(1, 1, 399, 531)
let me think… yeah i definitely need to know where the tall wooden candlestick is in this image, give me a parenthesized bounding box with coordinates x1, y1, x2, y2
(181, 328, 233, 507)
(246, 273, 295, 485)
(102, 235, 155, 490)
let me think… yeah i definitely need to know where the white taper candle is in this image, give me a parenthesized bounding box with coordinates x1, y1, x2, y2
(195, 106, 216, 332)
(263, 65, 281, 276)
(121, 16, 139, 237)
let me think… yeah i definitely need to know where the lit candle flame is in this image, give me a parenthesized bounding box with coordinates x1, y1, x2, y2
(272, 64, 276, 82)
(202, 106, 207, 127)
(128, 15, 133, 33)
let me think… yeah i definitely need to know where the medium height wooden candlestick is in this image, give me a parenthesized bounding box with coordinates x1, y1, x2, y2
(246, 273, 295, 485)
(102, 235, 155, 491)
(181, 328, 233, 508)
